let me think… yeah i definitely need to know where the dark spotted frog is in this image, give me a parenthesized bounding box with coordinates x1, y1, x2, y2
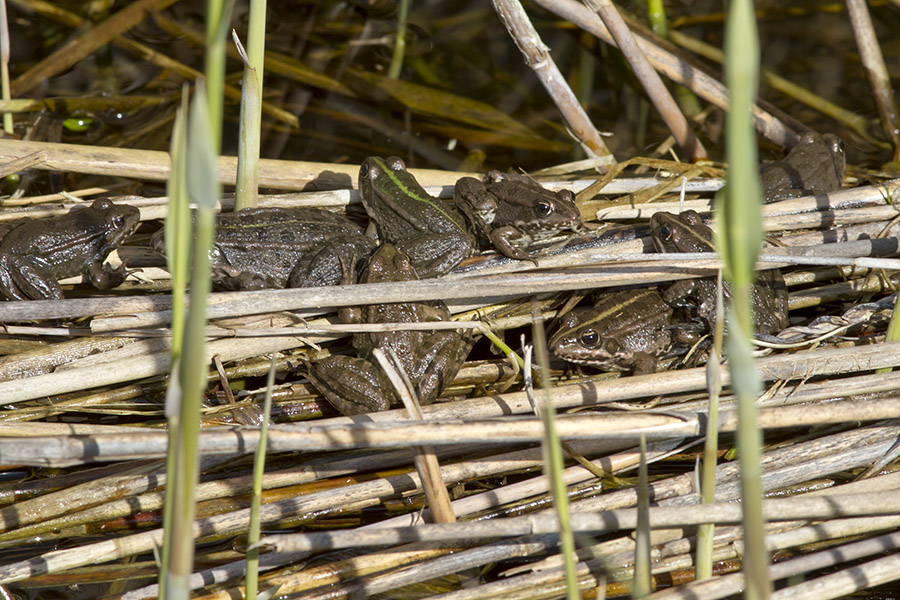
(649, 210, 789, 335)
(761, 133, 845, 203)
(307, 244, 473, 415)
(150, 207, 376, 290)
(549, 288, 675, 375)
(453, 171, 584, 262)
(0, 198, 140, 300)
(359, 156, 475, 278)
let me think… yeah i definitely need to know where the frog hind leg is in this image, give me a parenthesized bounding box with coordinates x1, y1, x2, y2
(289, 235, 376, 288)
(307, 355, 393, 415)
(397, 232, 474, 279)
(414, 330, 474, 405)
(0, 254, 63, 300)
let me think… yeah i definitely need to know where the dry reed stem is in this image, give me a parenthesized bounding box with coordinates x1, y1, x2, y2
(491, 0, 615, 168)
(10, 0, 297, 125)
(10, 0, 179, 96)
(262, 491, 900, 552)
(845, 0, 900, 159)
(0, 139, 472, 189)
(532, 0, 799, 147)
(585, 0, 706, 161)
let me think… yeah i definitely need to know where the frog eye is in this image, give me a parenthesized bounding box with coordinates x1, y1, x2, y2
(657, 222, 673, 240)
(579, 329, 599, 347)
(536, 200, 553, 217)
(111, 214, 126, 229)
(360, 162, 370, 178)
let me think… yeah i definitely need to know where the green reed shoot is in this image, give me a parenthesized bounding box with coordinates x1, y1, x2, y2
(718, 0, 770, 598)
(161, 82, 219, 600)
(387, 0, 410, 79)
(158, 85, 190, 600)
(234, 0, 266, 211)
(695, 275, 725, 579)
(204, 0, 234, 152)
(531, 314, 580, 600)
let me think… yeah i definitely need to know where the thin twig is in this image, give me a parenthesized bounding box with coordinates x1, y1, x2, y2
(584, 0, 706, 161)
(491, 0, 615, 170)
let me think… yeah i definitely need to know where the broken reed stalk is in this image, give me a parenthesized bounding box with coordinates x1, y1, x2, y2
(584, 0, 706, 161)
(844, 0, 900, 160)
(490, 0, 615, 170)
(532, 0, 799, 147)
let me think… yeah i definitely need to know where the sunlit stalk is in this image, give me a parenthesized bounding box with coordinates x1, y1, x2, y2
(387, 0, 410, 79)
(158, 85, 191, 600)
(719, 0, 769, 598)
(531, 314, 580, 600)
(246, 354, 276, 599)
(164, 82, 218, 600)
(695, 276, 725, 580)
(633, 432, 651, 598)
(0, 0, 12, 135)
(233, 0, 265, 210)
(204, 0, 233, 152)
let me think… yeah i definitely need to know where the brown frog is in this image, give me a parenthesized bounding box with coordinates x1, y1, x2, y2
(306, 244, 473, 415)
(760, 133, 845, 203)
(0, 199, 140, 300)
(453, 171, 584, 262)
(549, 288, 675, 375)
(649, 210, 789, 335)
(150, 206, 376, 290)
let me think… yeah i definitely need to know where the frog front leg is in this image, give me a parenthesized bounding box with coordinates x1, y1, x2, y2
(453, 177, 498, 244)
(396, 231, 474, 279)
(307, 355, 394, 415)
(0, 254, 63, 300)
(488, 225, 539, 264)
(86, 261, 132, 291)
(288, 234, 376, 288)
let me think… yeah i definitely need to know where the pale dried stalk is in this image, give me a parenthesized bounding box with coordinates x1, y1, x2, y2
(0, 139, 471, 190)
(262, 491, 900, 552)
(491, 0, 615, 169)
(584, 0, 706, 161)
(532, 0, 799, 147)
(374, 347, 456, 524)
(845, 0, 900, 159)
(650, 527, 900, 600)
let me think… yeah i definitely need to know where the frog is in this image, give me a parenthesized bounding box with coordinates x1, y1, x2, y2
(306, 243, 473, 415)
(649, 210, 789, 335)
(760, 133, 845, 203)
(453, 170, 585, 263)
(358, 156, 475, 278)
(549, 288, 675, 375)
(150, 206, 376, 290)
(0, 198, 140, 300)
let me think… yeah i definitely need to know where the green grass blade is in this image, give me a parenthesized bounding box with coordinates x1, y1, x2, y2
(233, 0, 265, 211)
(532, 314, 580, 600)
(246, 354, 276, 599)
(633, 432, 651, 598)
(718, 0, 770, 598)
(164, 82, 219, 600)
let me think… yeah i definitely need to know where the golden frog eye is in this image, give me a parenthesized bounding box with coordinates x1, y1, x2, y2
(580, 329, 599, 348)
(536, 200, 553, 218)
(111, 214, 126, 230)
(360, 162, 370, 178)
